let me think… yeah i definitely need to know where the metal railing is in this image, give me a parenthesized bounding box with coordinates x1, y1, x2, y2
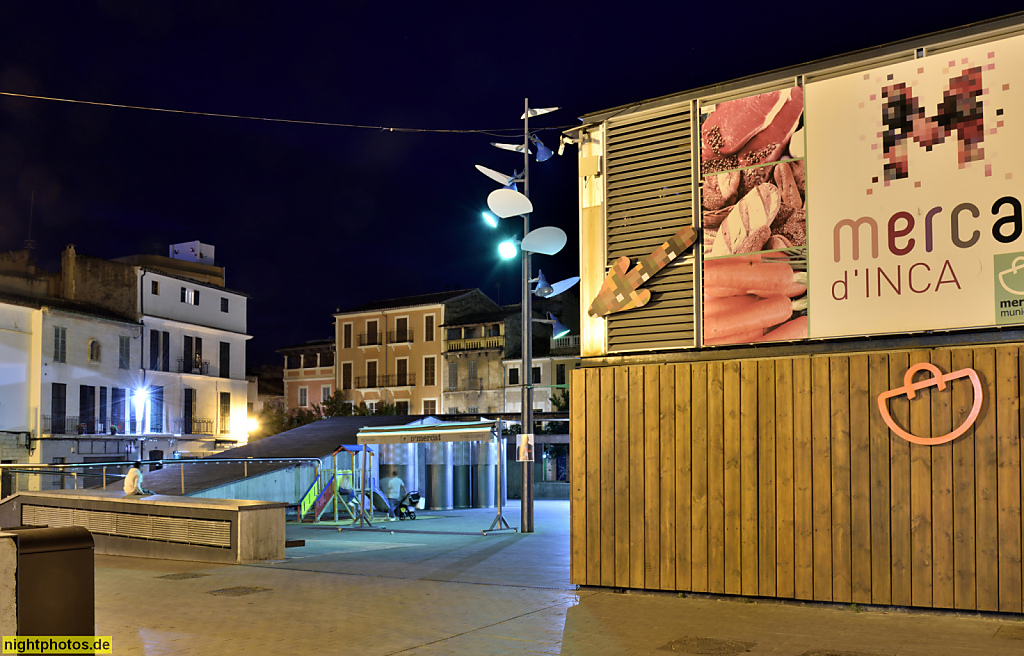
(354, 373, 416, 388)
(357, 333, 382, 347)
(42, 416, 126, 436)
(177, 359, 210, 375)
(386, 329, 414, 344)
(172, 417, 214, 435)
(445, 377, 484, 392)
(0, 457, 325, 496)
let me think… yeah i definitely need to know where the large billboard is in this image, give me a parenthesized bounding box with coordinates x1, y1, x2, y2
(804, 34, 1022, 338)
(692, 32, 1024, 345)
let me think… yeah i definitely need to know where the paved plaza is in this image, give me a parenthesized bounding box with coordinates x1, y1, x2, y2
(93, 500, 1024, 655)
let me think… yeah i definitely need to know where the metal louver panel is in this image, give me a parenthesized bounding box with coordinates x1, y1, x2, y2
(22, 504, 231, 548)
(605, 101, 695, 353)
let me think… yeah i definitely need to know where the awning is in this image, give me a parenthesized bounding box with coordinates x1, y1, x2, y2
(355, 419, 497, 445)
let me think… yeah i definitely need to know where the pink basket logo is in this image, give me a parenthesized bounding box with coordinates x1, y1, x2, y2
(877, 362, 982, 446)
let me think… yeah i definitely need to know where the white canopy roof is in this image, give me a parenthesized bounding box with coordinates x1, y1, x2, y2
(355, 418, 497, 445)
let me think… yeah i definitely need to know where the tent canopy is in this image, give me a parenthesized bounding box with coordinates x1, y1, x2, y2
(355, 418, 498, 445)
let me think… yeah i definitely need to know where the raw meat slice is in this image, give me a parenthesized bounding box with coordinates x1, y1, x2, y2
(701, 88, 799, 160)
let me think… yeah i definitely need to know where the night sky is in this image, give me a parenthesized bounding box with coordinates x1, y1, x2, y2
(0, 2, 1013, 366)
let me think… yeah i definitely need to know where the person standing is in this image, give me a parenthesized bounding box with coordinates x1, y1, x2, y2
(385, 469, 406, 521)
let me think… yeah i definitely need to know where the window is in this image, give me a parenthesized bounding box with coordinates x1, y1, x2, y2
(151, 280, 160, 295)
(366, 401, 378, 413)
(220, 392, 231, 434)
(366, 320, 379, 345)
(150, 386, 164, 432)
(149, 330, 160, 369)
(321, 386, 332, 403)
(396, 400, 409, 415)
(88, 339, 101, 362)
(180, 287, 200, 305)
(396, 358, 409, 386)
(342, 362, 353, 390)
(467, 360, 478, 383)
(298, 387, 308, 407)
(219, 341, 230, 378)
(423, 356, 436, 386)
(556, 363, 566, 386)
(423, 399, 437, 415)
(395, 316, 409, 342)
(220, 297, 229, 313)
(366, 361, 378, 387)
(508, 367, 519, 385)
(51, 383, 67, 433)
(533, 367, 541, 384)
(342, 323, 353, 349)
(424, 315, 435, 342)
(53, 326, 67, 363)
(448, 361, 458, 390)
(111, 388, 125, 434)
(467, 406, 479, 414)
(99, 387, 108, 431)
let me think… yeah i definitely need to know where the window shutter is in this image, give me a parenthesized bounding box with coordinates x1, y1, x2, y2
(604, 102, 696, 353)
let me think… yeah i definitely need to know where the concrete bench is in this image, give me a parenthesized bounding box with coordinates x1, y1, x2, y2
(0, 490, 287, 563)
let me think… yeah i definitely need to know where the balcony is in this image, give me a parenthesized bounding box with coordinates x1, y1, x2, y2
(177, 358, 210, 375)
(173, 417, 214, 435)
(42, 416, 141, 436)
(445, 377, 483, 392)
(444, 335, 504, 353)
(358, 333, 382, 347)
(387, 329, 414, 344)
(550, 334, 580, 351)
(354, 373, 416, 388)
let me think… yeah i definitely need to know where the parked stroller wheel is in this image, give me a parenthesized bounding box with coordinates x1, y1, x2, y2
(408, 511, 416, 520)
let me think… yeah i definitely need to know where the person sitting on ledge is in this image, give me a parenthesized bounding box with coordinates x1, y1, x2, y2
(124, 461, 154, 496)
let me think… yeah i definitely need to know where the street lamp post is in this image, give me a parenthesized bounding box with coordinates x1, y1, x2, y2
(479, 99, 576, 534)
(520, 98, 535, 534)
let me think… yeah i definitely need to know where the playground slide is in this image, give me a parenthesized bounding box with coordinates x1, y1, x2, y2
(370, 485, 391, 512)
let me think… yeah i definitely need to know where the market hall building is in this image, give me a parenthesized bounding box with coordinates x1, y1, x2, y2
(567, 14, 1024, 613)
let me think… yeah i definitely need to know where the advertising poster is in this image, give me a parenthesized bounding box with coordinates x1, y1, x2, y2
(700, 86, 809, 345)
(805, 34, 1024, 338)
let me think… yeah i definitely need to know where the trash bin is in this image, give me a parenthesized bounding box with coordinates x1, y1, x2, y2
(9, 526, 94, 637)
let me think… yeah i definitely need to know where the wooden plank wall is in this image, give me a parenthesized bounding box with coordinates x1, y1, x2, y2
(569, 346, 1024, 612)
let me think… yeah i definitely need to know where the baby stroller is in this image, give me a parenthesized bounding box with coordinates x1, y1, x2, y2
(395, 491, 421, 520)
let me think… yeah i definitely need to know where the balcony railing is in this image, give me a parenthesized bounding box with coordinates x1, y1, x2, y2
(42, 416, 137, 436)
(550, 334, 580, 351)
(354, 373, 416, 388)
(387, 329, 414, 344)
(357, 333, 382, 347)
(445, 377, 483, 392)
(177, 359, 210, 375)
(444, 335, 504, 352)
(173, 417, 214, 435)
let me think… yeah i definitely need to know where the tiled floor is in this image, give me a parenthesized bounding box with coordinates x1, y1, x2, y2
(91, 501, 1024, 655)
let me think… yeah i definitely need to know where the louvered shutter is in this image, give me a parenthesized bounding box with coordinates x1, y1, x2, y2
(604, 102, 696, 352)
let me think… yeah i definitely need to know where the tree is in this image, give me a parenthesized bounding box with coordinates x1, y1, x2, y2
(550, 388, 570, 411)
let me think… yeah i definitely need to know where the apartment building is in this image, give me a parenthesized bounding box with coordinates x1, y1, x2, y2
(279, 339, 335, 410)
(0, 242, 251, 489)
(334, 289, 500, 415)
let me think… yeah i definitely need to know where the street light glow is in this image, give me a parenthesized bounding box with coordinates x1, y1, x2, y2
(498, 240, 518, 259)
(482, 211, 499, 228)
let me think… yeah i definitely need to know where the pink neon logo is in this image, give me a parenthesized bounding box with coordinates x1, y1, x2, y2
(877, 362, 982, 446)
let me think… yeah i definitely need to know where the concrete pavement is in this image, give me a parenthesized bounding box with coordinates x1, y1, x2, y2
(92, 500, 1024, 655)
